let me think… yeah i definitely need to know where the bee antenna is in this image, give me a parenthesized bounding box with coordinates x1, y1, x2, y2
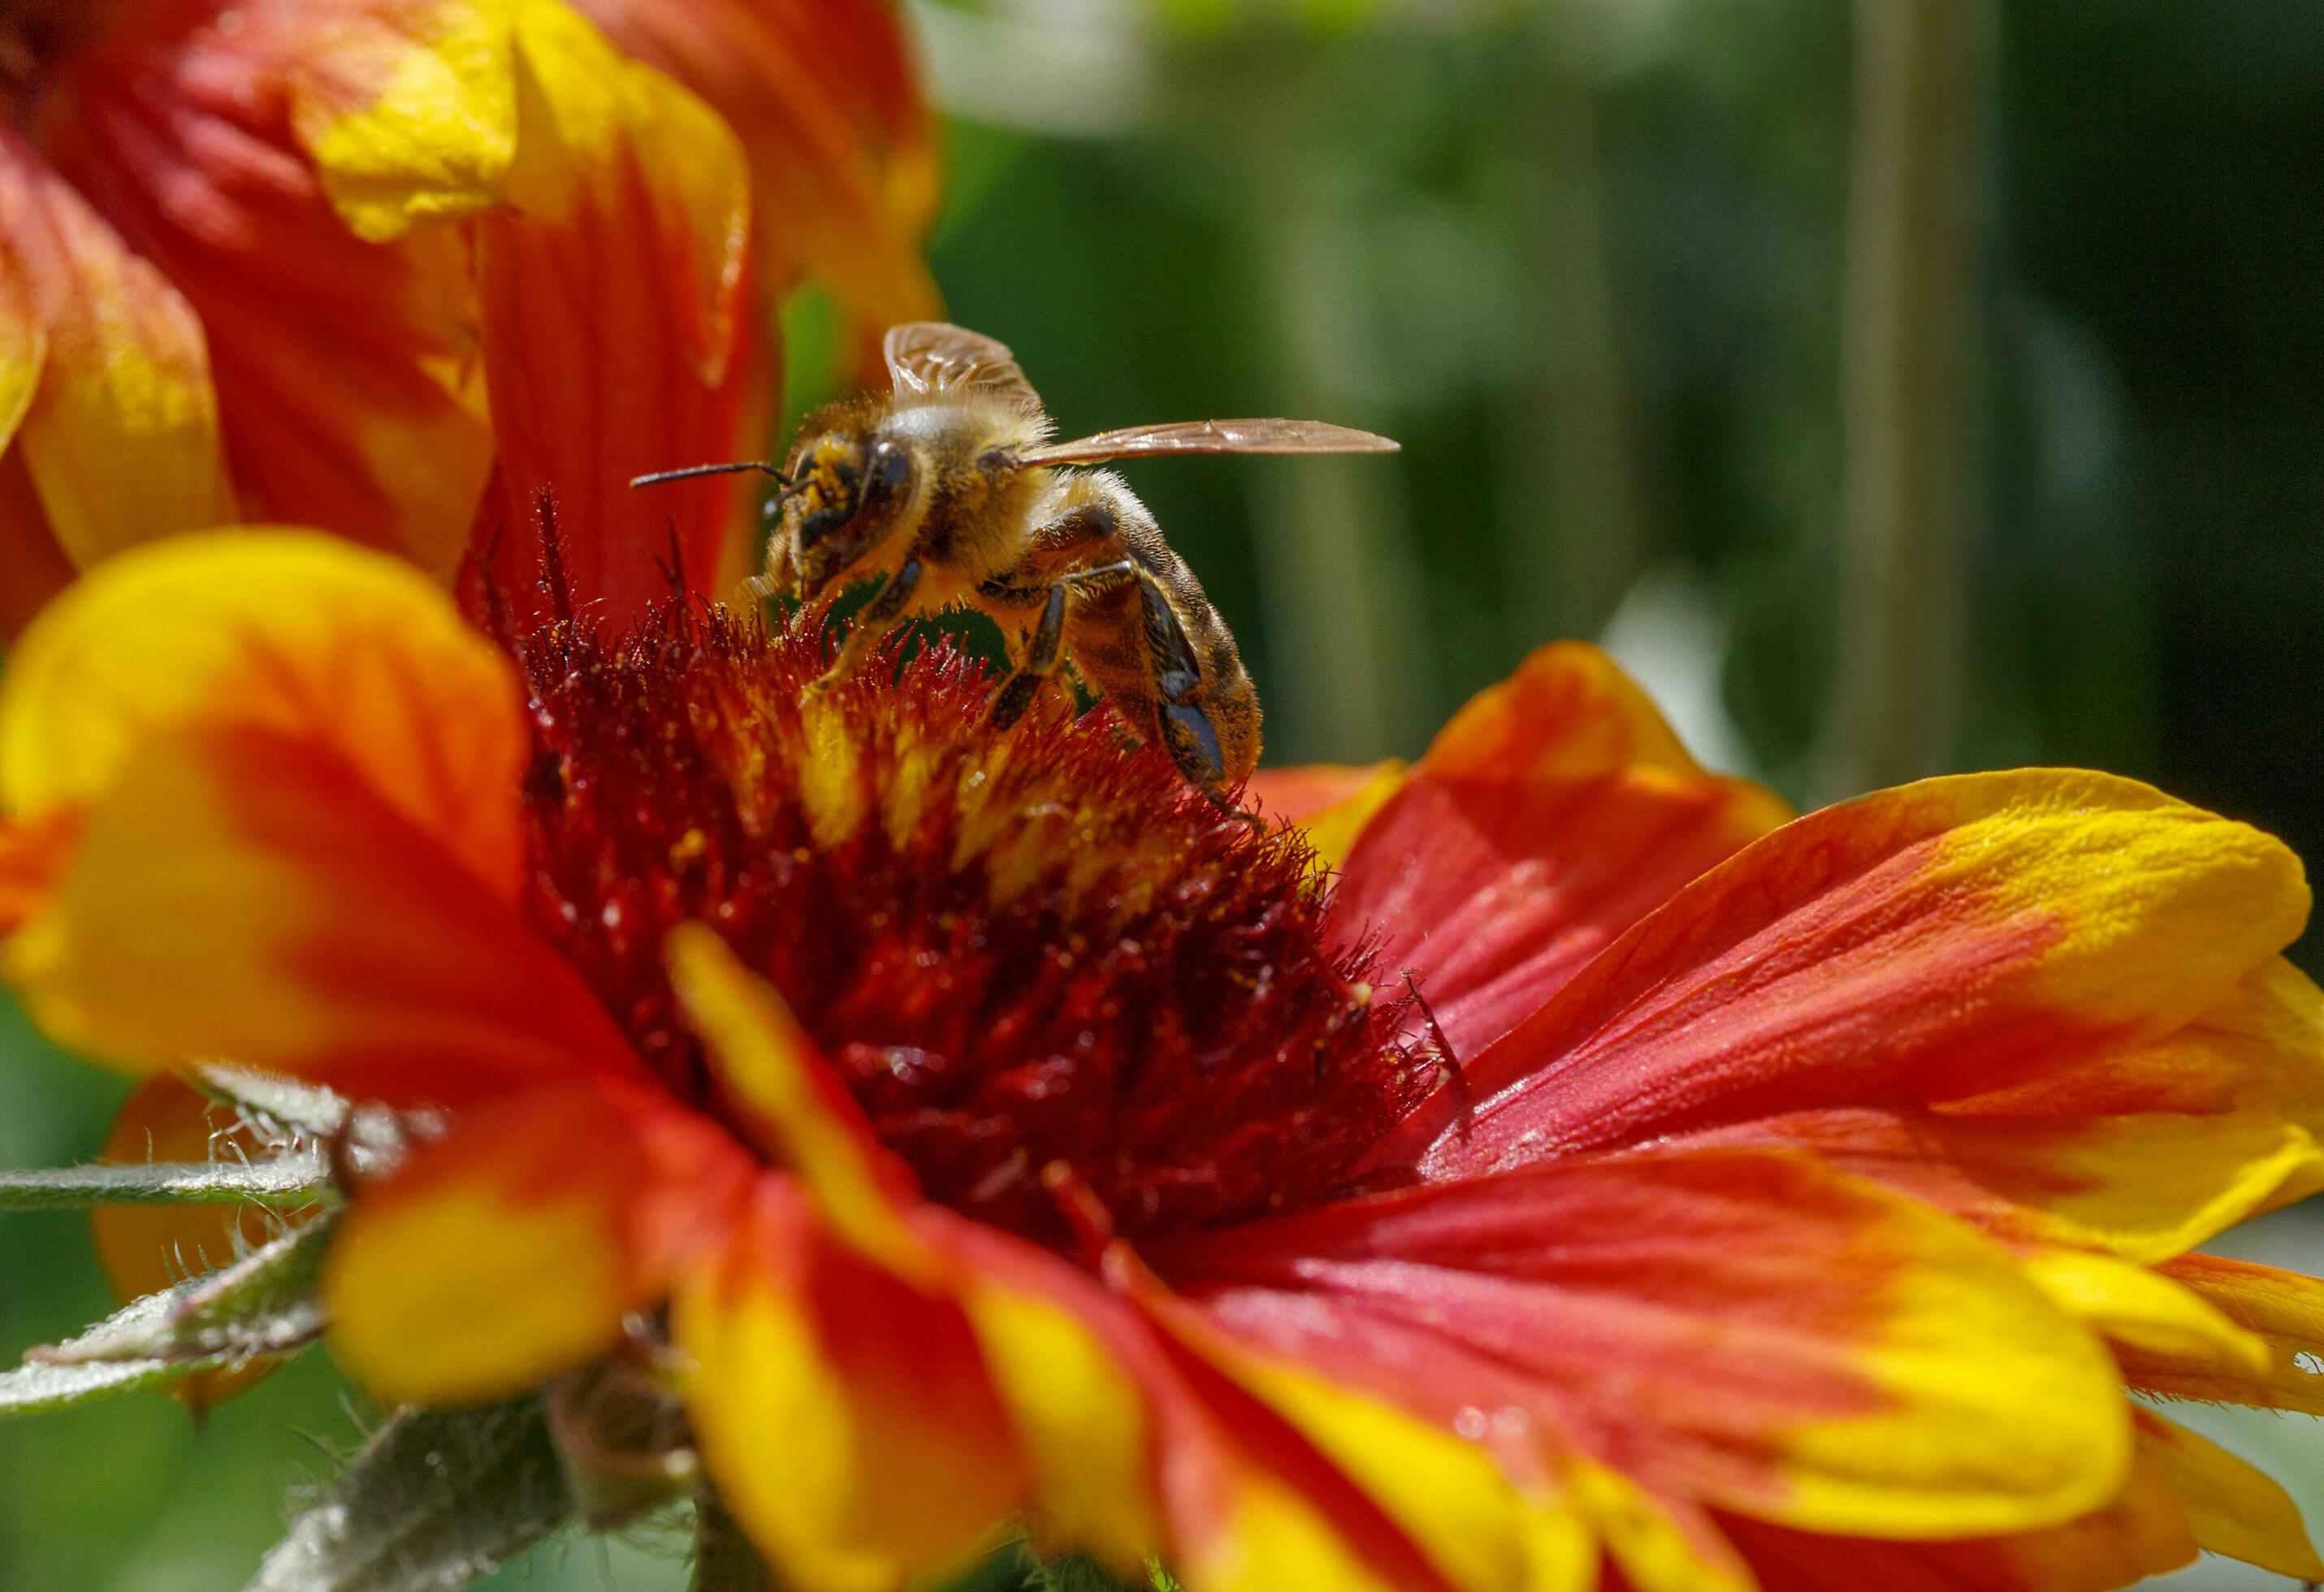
(629, 461, 794, 491)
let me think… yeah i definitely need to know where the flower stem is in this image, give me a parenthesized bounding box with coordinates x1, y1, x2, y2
(1820, 0, 1989, 800)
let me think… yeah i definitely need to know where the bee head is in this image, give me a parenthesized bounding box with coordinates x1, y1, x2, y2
(778, 426, 916, 600)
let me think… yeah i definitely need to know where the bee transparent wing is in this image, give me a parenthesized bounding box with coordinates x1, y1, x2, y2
(1017, 418, 1400, 468)
(883, 322, 1045, 415)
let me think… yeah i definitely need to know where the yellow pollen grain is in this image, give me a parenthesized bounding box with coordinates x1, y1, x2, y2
(1062, 818, 1116, 902)
(794, 694, 866, 850)
(986, 808, 1068, 909)
(882, 726, 938, 854)
(716, 720, 777, 838)
(948, 743, 1019, 875)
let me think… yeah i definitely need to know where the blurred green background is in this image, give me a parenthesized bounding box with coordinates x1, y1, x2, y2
(3, 0, 2320, 1586)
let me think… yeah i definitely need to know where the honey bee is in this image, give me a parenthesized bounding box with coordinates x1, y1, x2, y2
(634, 322, 1397, 797)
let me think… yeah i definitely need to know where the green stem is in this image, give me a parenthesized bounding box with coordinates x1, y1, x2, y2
(0, 1154, 333, 1211)
(1820, 0, 1989, 800)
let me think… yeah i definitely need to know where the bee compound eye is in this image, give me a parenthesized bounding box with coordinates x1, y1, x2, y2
(867, 440, 913, 497)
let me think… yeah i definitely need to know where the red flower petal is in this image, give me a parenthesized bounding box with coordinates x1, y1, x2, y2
(1164, 1147, 2129, 1539)
(0, 128, 232, 568)
(0, 809, 74, 934)
(473, 2, 760, 624)
(11, 724, 638, 1105)
(675, 1176, 1031, 1592)
(1378, 770, 2318, 1261)
(1712, 1450, 2196, 1592)
(35, 4, 496, 573)
(1247, 759, 1406, 872)
(328, 1076, 748, 1404)
(1331, 644, 1788, 1062)
(570, 0, 942, 347)
(2, 536, 634, 1105)
(0, 531, 528, 887)
(953, 1218, 1577, 1592)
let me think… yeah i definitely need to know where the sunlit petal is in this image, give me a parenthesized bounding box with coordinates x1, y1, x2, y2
(0, 130, 230, 567)
(0, 530, 524, 888)
(1382, 770, 2318, 1261)
(473, 0, 756, 623)
(328, 1077, 747, 1404)
(1169, 1147, 2130, 1539)
(1333, 642, 1790, 1060)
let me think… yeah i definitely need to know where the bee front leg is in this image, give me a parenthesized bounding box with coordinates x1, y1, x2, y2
(986, 560, 1136, 729)
(808, 557, 922, 694)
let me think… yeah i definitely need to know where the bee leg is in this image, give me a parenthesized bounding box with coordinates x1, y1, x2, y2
(989, 583, 1067, 730)
(1125, 570, 1236, 796)
(989, 560, 1136, 729)
(808, 558, 921, 694)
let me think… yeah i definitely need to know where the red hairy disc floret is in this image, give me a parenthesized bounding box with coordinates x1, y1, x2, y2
(513, 603, 1434, 1250)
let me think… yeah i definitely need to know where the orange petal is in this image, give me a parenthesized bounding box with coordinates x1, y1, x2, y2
(0, 238, 44, 452)
(1168, 1147, 2130, 1539)
(275, 0, 521, 240)
(1716, 1451, 2196, 1592)
(1383, 770, 2318, 1263)
(664, 922, 924, 1268)
(674, 1177, 1027, 1592)
(0, 809, 76, 934)
(2123, 1252, 2324, 1415)
(8, 724, 634, 1105)
(40, 6, 496, 572)
(92, 1072, 303, 1415)
(327, 1077, 746, 1405)
(570, 0, 942, 344)
(669, 933, 1167, 1576)
(0, 530, 526, 893)
(2132, 1409, 2324, 1579)
(1333, 643, 1790, 1062)
(1140, 1285, 1590, 1592)
(0, 130, 230, 567)
(2020, 1247, 2267, 1377)
(670, 928, 1572, 1592)
(962, 1213, 1583, 1592)
(474, 0, 758, 625)
(950, 1248, 1166, 1573)
(1565, 1464, 1754, 1592)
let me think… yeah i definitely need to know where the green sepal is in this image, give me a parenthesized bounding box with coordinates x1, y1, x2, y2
(0, 1217, 332, 1417)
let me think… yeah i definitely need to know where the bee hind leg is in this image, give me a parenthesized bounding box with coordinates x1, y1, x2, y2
(987, 560, 1135, 729)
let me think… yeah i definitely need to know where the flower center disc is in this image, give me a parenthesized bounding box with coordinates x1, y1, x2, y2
(516, 607, 1430, 1249)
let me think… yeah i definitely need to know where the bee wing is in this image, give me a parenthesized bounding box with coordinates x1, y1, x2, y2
(883, 322, 1045, 415)
(1017, 419, 1400, 468)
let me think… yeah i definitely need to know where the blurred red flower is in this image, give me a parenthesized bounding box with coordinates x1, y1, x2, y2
(0, 0, 937, 637)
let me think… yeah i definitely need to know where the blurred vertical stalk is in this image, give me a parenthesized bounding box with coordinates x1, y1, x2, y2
(1820, 0, 1988, 800)
(1497, 34, 1643, 651)
(1236, 50, 1430, 764)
